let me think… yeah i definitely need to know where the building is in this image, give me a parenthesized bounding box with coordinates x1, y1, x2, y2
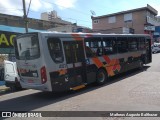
(154, 26, 160, 42)
(41, 10, 59, 21)
(0, 12, 72, 59)
(0, 13, 71, 30)
(153, 16, 160, 41)
(48, 24, 92, 33)
(91, 4, 160, 37)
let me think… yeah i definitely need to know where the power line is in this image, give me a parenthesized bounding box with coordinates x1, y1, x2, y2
(27, 0, 32, 17)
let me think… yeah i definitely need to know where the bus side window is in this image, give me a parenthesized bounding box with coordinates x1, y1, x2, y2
(90, 38, 102, 56)
(84, 37, 102, 57)
(85, 42, 95, 57)
(117, 37, 128, 53)
(47, 38, 64, 63)
(63, 43, 72, 64)
(128, 37, 138, 51)
(138, 37, 145, 50)
(63, 41, 85, 64)
(103, 37, 116, 55)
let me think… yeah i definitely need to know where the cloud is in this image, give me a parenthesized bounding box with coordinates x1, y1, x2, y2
(0, 0, 77, 16)
(54, 0, 77, 9)
(28, 0, 42, 12)
(0, 0, 23, 16)
(28, 0, 52, 12)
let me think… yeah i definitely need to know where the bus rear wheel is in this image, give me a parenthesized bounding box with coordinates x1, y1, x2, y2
(96, 69, 107, 85)
(139, 60, 143, 70)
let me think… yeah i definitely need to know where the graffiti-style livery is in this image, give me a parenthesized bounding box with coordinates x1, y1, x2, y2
(15, 32, 152, 92)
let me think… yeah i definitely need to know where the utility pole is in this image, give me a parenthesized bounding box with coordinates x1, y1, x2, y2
(22, 0, 28, 33)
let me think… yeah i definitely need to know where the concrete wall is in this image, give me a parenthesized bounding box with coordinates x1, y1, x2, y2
(92, 10, 147, 34)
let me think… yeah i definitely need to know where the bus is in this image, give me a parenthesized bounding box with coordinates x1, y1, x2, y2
(14, 32, 152, 92)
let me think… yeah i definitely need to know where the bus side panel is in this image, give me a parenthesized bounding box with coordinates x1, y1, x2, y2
(49, 71, 70, 92)
(106, 52, 143, 75)
(86, 51, 144, 79)
(49, 65, 97, 92)
(86, 64, 97, 84)
(123, 52, 143, 71)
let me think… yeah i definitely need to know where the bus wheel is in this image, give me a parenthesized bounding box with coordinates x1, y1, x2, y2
(139, 61, 143, 70)
(96, 69, 107, 85)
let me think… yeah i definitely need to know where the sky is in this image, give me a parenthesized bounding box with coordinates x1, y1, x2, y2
(0, 0, 160, 28)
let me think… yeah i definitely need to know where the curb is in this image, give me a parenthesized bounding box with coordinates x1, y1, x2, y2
(0, 86, 10, 94)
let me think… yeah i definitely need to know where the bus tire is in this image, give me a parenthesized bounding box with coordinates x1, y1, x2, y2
(139, 60, 143, 70)
(96, 69, 107, 85)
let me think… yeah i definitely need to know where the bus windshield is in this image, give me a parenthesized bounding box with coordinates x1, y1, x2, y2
(15, 34, 40, 60)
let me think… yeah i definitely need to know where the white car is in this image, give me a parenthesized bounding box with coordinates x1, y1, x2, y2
(152, 43, 160, 53)
(4, 60, 22, 90)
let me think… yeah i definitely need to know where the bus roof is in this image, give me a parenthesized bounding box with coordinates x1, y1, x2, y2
(18, 32, 151, 38)
(43, 32, 150, 37)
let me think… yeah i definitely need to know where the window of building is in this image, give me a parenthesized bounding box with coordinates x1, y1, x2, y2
(108, 16, 116, 23)
(93, 19, 99, 24)
(124, 13, 132, 21)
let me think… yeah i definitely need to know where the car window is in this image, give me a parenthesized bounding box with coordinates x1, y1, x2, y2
(5, 63, 15, 73)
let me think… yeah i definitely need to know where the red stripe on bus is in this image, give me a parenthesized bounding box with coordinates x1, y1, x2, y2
(92, 57, 103, 68)
(106, 67, 115, 76)
(115, 59, 121, 71)
(71, 34, 83, 41)
(103, 55, 111, 63)
(85, 34, 93, 38)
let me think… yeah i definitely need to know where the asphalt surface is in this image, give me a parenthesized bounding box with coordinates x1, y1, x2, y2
(1, 53, 160, 120)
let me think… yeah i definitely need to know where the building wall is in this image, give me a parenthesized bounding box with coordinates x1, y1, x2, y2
(92, 10, 147, 34)
(132, 10, 146, 34)
(48, 25, 73, 32)
(154, 26, 160, 41)
(41, 12, 49, 21)
(41, 11, 58, 21)
(0, 13, 70, 30)
(48, 24, 92, 33)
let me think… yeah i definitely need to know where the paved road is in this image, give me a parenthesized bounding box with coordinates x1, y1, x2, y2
(1, 54, 160, 120)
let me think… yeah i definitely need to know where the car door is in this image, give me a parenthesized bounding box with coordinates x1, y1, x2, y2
(4, 61, 16, 82)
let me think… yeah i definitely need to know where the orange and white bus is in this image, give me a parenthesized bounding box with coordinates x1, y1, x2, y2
(14, 32, 152, 92)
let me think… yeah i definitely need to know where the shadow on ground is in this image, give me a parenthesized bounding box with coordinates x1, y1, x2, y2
(0, 66, 150, 112)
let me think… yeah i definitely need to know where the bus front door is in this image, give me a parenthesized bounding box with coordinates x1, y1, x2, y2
(63, 41, 87, 88)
